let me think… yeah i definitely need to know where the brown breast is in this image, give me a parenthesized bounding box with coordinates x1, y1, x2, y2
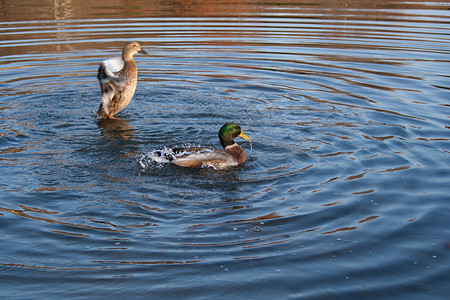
(224, 143, 247, 165)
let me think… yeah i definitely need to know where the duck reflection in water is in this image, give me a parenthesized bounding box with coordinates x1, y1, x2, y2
(97, 118, 135, 140)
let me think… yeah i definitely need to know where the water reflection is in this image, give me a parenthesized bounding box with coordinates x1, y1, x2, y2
(97, 118, 135, 140)
(0, 205, 129, 233)
(1, 0, 448, 22)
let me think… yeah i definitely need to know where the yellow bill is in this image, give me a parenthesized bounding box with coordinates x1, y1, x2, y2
(239, 131, 251, 141)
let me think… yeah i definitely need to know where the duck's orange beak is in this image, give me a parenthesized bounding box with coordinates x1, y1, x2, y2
(239, 131, 251, 141)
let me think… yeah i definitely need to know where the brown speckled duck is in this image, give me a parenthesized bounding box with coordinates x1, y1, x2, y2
(97, 42, 148, 119)
(169, 122, 251, 169)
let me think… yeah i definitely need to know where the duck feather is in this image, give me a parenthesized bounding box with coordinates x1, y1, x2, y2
(171, 146, 240, 169)
(97, 59, 127, 116)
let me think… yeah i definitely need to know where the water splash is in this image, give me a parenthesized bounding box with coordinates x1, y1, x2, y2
(138, 145, 215, 171)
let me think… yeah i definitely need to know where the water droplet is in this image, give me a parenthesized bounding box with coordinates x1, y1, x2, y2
(232, 227, 238, 231)
(432, 255, 437, 259)
(115, 242, 120, 246)
(252, 226, 262, 232)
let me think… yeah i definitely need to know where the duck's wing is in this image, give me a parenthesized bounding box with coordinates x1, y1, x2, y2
(97, 58, 126, 116)
(171, 148, 234, 168)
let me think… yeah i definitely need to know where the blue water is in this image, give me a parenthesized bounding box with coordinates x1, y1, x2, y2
(0, 1, 449, 299)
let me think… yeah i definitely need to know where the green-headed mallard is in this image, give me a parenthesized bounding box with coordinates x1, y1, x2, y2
(169, 122, 251, 169)
(97, 42, 148, 119)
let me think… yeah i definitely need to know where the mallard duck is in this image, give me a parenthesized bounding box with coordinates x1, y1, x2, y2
(168, 122, 251, 169)
(97, 42, 148, 119)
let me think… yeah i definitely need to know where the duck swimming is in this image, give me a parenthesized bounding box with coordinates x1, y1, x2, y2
(97, 42, 148, 119)
(167, 122, 251, 169)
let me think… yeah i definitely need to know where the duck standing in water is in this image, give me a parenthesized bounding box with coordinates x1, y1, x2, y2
(97, 42, 148, 119)
(168, 122, 251, 169)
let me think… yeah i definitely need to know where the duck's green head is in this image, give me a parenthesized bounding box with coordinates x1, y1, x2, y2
(218, 122, 251, 148)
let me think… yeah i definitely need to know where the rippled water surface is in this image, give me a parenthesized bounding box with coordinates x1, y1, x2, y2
(1, 0, 449, 298)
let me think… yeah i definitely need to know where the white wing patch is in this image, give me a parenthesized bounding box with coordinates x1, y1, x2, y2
(103, 57, 124, 73)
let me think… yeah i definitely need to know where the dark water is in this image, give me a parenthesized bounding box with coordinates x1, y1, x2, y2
(1, 0, 449, 298)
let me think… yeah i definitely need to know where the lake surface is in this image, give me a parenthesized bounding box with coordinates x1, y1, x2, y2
(1, 0, 449, 298)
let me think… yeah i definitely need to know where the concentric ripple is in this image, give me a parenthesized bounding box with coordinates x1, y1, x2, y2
(0, 1, 449, 298)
